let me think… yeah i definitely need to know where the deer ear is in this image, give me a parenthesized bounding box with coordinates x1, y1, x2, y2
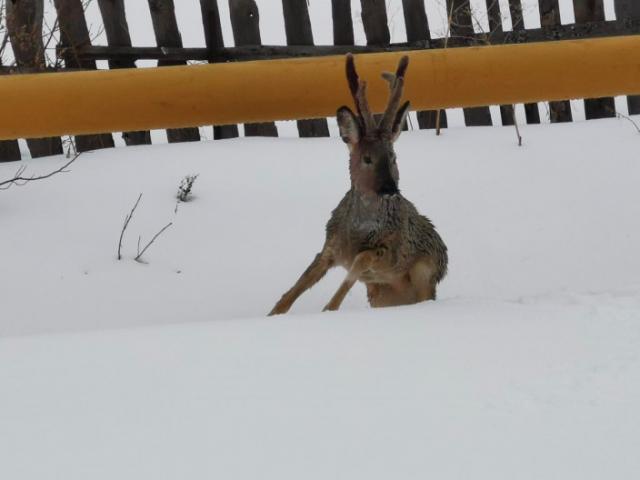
(337, 106, 361, 145)
(391, 101, 411, 142)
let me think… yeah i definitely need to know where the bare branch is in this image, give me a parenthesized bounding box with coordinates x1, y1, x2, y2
(117, 193, 143, 261)
(135, 222, 173, 263)
(0, 152, 81, 191)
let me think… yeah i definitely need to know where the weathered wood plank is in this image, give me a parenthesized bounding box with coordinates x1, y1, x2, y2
(573, 0, 616, 119)
(282, 0, 329, 137)
(359, 0, 410, 128)
(71, 19, 640, 62)
(331, 0, 354, 46)
(538, 0, 573, 122)
(199, 0, 239, 139)
(360, 0, 390, 46)
(147, 0, 201, 143)
(0, 55, 22, 160)
(53, 0, 115, 152)
(6, 0, 63, 158)
(507, 0, 541, 124)
(447, 0, 493, 126)
(0, 140, 21, 162)
(402, 0, 447, 129)
(486, 0, 516, 126)
(97, 0, 151, 146)
(228, 0, 278, 137)
(614, 0, 640, 114)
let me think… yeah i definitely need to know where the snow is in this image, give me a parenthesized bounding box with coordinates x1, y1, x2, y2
(1, 118, 640, 478)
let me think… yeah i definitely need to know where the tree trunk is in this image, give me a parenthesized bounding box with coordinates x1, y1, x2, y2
(97, 0, 151, 146)
(446, 0, 493, 126)
(573, 0, 616, 119)
(614, 0, 640, 114)
(53, 0, 115, 152)
(199, 0, 239, 139)
(6, 0, 63, 157)
(402, 0, 447, 129)
(282, 0, 329, 137)
(228, 0, 278, 137)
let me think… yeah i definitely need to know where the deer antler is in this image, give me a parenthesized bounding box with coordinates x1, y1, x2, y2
(345, 53, 376, 134)
(379, 55, 409, 134)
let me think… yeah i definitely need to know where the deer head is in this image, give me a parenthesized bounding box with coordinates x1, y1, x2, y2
(337, 54, 411, 197)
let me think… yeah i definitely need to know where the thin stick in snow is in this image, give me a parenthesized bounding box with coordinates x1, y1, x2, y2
(117, 193, 142, 260)
(134, 222, 173, 263)
(0, 153, 81, 191)
(512, 105, 523, 147)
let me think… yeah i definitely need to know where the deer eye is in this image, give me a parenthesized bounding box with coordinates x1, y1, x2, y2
(363, 156, 372, 165)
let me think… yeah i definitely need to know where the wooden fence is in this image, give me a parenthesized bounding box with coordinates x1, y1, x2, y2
(1, 0, 640, 162)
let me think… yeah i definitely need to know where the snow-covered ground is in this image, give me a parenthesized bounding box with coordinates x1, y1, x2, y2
(1, 118, 640, 478)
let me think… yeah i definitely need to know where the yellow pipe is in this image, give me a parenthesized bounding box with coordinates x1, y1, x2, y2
(1, 35, 640, 140)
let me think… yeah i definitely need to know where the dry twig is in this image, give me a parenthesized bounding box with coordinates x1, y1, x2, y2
(0, 152, 81, 191)
(135, 222, 173, 263)
(117, 193, 142, 260)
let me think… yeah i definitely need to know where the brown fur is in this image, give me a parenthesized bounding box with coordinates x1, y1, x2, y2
(269, 55, 447, 316)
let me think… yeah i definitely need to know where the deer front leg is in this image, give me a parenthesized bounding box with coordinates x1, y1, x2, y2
(269, 249, 334, 316)
(323, 248, 387, 312)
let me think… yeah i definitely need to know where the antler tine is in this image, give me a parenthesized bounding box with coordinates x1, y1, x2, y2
(379, 56, 409, 133)
(345, 53, 376, 134)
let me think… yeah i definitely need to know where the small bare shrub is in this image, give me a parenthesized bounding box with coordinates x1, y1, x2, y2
(177, 174, 199, 202)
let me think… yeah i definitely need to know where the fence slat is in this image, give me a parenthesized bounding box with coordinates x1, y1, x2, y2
(614, 0, 640, 114)
(0, 139, 21, 162)
(54, 0, 115, 152)
(485, 0, 516, 126)
(282, 0, 329, 137)
(147, 0, 201, 143)
(6, 0, 63, 158)
(402, 0, 447, 129)
(537, 0, 573, 122)
(359, 0, 409, 129)
(228, 0, 278, 137)
(199, 0, 239, 140)
(508, 0, 541, 124)
(573, 0, 616, 119)
(360, 0, 390, 46)
(97, 0, 151, 146)
(53, 0, 115, 152)
(0, 55, 19, 161)
(447, 0, 493, 126)
(331, 0, 354, 45)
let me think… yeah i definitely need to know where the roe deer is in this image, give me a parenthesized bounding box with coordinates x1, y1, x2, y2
(269, 54, 447, 315)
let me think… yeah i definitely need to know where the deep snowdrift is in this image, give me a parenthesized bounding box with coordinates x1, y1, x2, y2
(1, 119, 640, 478)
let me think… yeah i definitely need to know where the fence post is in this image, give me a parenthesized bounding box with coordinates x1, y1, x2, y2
(53, 0, 115, 152)
(228, 0, 278, 137)
(331, 0, 353, 45)
(147, 0, 201, 143)
(402, 0, 447, 129)
(6, 0, 63, 158)
(97, 0, 151, 146)
(508, 0, 541, 124)
(446, 0, 493, 126)
(282, 0, 330, 137)
(573, 0, 616, 119)
(199, 0, 239, 139)
(614, 0, 640, 115)
(537, 0, 573, 122)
